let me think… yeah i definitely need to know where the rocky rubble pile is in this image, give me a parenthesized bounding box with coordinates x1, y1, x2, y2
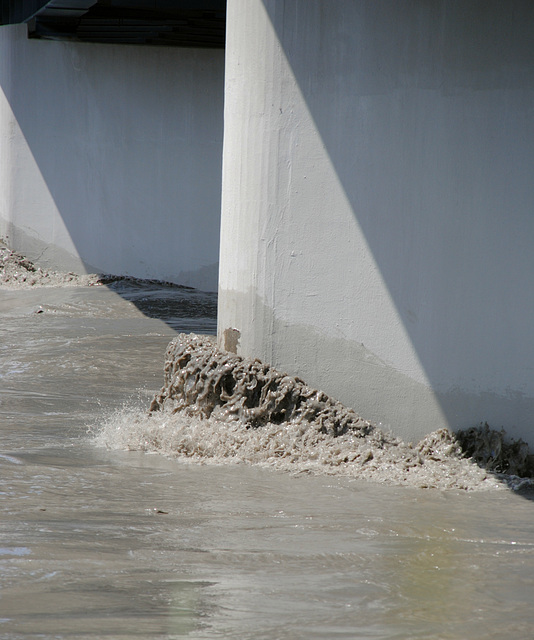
(0, 240, 104, 288)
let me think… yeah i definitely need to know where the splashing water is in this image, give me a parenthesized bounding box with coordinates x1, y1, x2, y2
(93, 333, 534, 492)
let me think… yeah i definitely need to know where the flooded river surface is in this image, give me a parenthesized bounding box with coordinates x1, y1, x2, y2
(1, 283, 534, 639)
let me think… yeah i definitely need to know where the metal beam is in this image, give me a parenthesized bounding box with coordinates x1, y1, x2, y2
(1, 0, 49, 24)
(3, 0, 226, 48)
(2, 1, 226, 25)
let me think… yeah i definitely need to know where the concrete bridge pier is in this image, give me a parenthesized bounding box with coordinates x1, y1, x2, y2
(218, 0, 534, 443)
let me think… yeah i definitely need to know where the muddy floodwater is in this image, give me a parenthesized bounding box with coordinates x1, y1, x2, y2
(2, 282, 534, 639)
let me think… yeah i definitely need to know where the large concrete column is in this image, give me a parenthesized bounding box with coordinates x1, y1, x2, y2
(219, 0, 534, 442)
(0, 25, 224, 290)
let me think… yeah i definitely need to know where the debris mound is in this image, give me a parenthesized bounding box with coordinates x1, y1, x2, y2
(150, 333, 378, 439)
(0, 239, 193, 290)
(0, 240, 103, 288)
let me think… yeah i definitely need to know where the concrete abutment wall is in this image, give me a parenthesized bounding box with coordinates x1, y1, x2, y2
(0, 25, 224, 291)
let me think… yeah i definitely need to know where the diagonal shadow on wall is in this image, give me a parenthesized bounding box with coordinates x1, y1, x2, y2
(0, 24, 224, 297)
(260, 0, 534, 437)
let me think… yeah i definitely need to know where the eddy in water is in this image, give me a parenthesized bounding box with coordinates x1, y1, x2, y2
(96, 333, 534, 492)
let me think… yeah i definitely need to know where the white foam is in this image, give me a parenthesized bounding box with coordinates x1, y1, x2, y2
(91, 333, 506, 492)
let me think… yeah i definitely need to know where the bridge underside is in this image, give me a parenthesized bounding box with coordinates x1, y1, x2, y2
(0, 0, 226, 47)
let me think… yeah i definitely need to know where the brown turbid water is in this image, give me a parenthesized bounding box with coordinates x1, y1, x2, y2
(2, 249, 534, 639)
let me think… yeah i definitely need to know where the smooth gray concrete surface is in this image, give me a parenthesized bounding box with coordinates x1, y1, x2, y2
(218, 0, 534, 442)
(0, 25, 224, 291)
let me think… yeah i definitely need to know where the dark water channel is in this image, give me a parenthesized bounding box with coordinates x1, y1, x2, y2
(1, 284, 534, 639)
